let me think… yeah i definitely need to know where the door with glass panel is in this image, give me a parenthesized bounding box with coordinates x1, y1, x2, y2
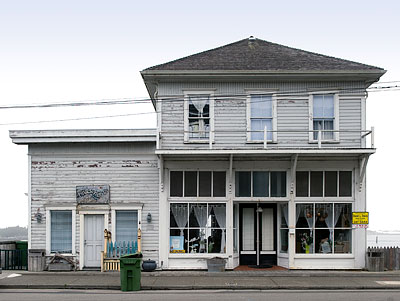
(239, 204, 276, 266)
(84, 214, 104, 268)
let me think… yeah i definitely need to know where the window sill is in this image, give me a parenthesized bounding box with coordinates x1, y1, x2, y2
(169, 253, 228, 258)
(309, 140, 340, 144)
(184, 140, 214, 144)
(246, 141, 277, 144)
(295, 254, 354, 259)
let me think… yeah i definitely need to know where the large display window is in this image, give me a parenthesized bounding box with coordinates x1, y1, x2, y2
(169, 203, 226, 254)
(295, 203, 352, 254)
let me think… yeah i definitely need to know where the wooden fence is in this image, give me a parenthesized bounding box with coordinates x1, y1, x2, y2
(367, 247, 400, 270)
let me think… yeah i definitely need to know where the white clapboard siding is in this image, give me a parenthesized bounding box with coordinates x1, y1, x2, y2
(158, 81, 365, 149)
(29, 142, 160, 262)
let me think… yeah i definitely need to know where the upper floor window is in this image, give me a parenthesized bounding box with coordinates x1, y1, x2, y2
(184, 91, 214, 142)
(310, 93, 338, 141)
(247, 93, 277, 142)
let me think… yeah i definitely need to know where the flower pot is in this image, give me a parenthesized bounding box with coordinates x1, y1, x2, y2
(142, 259, 157, 272)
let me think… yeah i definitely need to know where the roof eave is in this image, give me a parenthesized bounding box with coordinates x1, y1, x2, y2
(9, 129, 157, 145)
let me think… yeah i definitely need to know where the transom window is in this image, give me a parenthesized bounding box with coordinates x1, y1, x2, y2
(296, 203, 352, 254)
(170, 203, 226, 254)
(170, 171, 226, 197)
(235, 171, 287, 197)
(250, 94, 273, 141)
(296, 171, 352, 197)
(312, 94, 336, 140)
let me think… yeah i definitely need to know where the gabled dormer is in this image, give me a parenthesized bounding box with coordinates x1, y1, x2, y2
(141, 37, 385, 151)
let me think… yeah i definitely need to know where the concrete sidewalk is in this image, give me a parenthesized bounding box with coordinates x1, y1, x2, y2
(1, 270, 400, 290)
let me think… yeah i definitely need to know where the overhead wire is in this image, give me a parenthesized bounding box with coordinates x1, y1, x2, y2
(0, 84, 398, 126)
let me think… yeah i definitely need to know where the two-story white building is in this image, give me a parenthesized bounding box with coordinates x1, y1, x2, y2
(10, 37, 385, 270)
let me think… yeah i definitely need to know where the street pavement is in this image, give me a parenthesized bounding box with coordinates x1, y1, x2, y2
(1, 270, 400, 290)
(2, 289, 400, 301)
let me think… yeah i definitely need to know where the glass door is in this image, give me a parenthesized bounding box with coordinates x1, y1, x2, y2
(239, 203, 277, 266)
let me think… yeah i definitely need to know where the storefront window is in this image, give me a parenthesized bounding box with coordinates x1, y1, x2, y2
(279, 203, 289, 253)
(170, 203, 226, 254)
(296, 203, 352, 254)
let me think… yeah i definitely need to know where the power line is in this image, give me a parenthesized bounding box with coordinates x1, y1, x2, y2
(0, 111, 155, 126)
(0, 83, 399, 110)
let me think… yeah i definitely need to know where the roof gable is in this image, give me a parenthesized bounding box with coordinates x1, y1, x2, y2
(143, 37, 384, 72)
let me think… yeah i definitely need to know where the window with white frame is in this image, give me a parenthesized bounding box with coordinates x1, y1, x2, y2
(279, 203, 289, 253)
(248, 94, 276, 141)
(235, 171, 287, 197)
(169, 203, 226, 254)
(296, 171, 352, 198)
(116, 211, 138, 242)
(311, 94, 337, 141)
(295, 203, 352, 254)
(184, 93, 213, 141)
(51, 210, 72, 253)
(170, 171, 226, 198)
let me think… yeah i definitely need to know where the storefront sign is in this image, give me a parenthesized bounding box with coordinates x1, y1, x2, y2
(76, 185, 110, 204)
(352, 212, 369, 226)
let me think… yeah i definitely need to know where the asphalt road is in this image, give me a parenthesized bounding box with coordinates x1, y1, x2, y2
(1, 289, 400, 301)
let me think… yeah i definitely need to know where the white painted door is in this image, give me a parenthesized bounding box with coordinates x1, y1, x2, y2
(84, 215, 103, 268)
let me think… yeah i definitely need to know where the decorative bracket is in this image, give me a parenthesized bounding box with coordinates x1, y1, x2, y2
(359, 154, 369, 192)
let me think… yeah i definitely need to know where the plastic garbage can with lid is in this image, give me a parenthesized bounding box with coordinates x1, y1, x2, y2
(120, 252, 143, 291)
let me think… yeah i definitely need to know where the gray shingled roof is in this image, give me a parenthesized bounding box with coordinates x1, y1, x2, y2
(143, 37, 383, 72)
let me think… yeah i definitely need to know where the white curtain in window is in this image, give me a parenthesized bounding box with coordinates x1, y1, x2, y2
(304, 205, 313, 235)
(171, 204, 188, 236)
(190, 96, 209, 115)
(281, 203, 288, 227)
(211, 205, 226, 253)
(193, 204, 208, 228)
(334, 204, 345, 227)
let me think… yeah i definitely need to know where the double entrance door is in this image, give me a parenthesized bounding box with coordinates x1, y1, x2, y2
(239, 203, 276, 266)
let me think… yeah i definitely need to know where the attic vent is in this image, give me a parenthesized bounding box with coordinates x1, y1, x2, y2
(249, 36, 256, 41)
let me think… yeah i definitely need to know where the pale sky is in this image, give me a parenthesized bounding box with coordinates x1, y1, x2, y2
(0, 0, 399, 230)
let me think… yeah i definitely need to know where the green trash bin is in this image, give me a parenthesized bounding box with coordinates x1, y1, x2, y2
(120, 252, 143, 291)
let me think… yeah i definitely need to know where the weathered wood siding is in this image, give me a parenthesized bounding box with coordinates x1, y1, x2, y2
(29, 142, 159, 262)
(159, 81, 364, 149)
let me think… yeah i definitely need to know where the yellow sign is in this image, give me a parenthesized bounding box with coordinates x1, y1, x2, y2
(352, 212, 369, 224)
(170, 250, 186, 253)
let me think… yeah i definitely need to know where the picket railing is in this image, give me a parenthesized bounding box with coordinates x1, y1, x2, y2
(101, 229, 141, 272)
(367, 247, 400, 271)
(0, 249, 28, 270)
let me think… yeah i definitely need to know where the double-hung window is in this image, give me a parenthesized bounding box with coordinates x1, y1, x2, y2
(248, 94, 276, 142)
(184, 91, 214, 142)
(50, 210, 73, 253)
(311, 94, 338, 141)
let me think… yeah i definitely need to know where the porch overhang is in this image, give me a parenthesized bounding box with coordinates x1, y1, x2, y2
(155, 148, 375, 157)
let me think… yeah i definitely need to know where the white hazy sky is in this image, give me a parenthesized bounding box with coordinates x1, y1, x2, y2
(0, 1, 399, 230)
